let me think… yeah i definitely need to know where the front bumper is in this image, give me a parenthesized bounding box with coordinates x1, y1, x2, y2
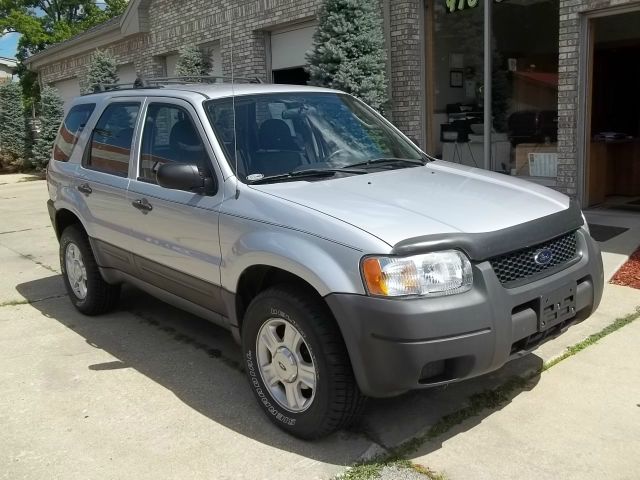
(326, 230, 604, 397)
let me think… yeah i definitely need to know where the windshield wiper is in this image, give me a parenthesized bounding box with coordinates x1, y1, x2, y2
(247, 168, 367, 185)
(344, 157, 428, 169)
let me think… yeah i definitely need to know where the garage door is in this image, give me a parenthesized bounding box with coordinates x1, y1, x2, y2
(117, 63, 137, 86)
(51, 77, 80, 112)
(271, 23, 317, 71)
(165, 53, 179, 77)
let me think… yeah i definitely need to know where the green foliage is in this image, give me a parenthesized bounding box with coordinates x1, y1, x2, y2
(0, 1, 128, 108)
(0, 82, 28, 170)
(307, 0, 389, 112)
(32, 86, 64, 170)
(174, 45, 210, 80)
(83, 49, 119, 93)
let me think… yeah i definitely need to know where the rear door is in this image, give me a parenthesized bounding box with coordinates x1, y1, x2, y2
(126, 98, 225, 314)
(77, 98, 144, 249)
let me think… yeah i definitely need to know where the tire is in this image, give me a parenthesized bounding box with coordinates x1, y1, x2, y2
(242, 285, 365, 439)
(59, 225, 120, 315)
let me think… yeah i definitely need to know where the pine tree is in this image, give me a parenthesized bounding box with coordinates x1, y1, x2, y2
(175, 45, 210, 81)
(307, 0, 389, 112)
(0, 82, 27, 170)
(32, 86, 64, 170)
(84, 49, 119, 93)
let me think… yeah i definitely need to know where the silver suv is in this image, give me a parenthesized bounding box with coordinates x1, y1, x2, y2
(47, 82, 603, 439)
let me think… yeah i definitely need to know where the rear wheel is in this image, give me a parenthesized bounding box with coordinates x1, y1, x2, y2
(242, 285, 364, 439)
(60, 225, 120, 315)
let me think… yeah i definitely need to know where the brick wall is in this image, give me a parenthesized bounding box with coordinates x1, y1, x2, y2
(35, 0, 424, 138)
(558, 0, 640, 196)
(388, 0, 425, 145)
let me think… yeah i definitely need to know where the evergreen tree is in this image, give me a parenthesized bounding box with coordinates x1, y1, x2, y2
(0, 82, 27, 170)
(307, 0, 389, 112)
(33, 86, 64, 170)
(84, 49, 119, 93)
(175, 45, 210, 81)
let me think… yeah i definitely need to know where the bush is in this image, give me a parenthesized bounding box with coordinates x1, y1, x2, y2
(84, 49, 119, 93)
(0, 82, 28, 171)
(175, 45, 210, 81)
(32, 86, 64, 170)
(307, 0, 389, 112)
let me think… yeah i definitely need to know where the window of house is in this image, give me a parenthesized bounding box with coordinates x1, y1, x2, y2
(53, 103, 95, 162)
(86, 103, 140, 176)
(139, 103, 208, 184)
(426, 0, 559, 181)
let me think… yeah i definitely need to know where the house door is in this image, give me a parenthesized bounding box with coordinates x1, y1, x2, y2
(585, 9, 640, 209)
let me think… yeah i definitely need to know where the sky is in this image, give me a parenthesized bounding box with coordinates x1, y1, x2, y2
(0, 33, 20, 59)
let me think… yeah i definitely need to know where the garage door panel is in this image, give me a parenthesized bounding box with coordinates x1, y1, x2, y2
(52, 78, 80, 112)
(271, 24, 316, 71)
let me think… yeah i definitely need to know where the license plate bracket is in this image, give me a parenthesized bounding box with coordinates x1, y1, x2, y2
(539, 282, 577, 331)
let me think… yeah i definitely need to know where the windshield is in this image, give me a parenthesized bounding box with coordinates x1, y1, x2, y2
(204, 92, 424, 182)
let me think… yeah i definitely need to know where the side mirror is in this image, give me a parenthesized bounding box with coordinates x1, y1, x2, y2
(156, 163, 215, 195)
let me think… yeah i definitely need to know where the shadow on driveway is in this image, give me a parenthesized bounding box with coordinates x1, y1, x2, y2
(17, 275, 545, 462)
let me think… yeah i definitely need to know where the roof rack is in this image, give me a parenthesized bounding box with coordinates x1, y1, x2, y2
(84, 75, 264, 95)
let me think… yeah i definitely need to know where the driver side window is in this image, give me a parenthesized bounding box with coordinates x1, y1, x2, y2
(139, 103, 208, 184)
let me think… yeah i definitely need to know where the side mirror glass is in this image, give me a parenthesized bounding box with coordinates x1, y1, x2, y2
(156, 163, 215, 194)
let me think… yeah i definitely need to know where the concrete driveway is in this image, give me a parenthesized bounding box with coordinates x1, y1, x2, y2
(1, 176, 639, 480)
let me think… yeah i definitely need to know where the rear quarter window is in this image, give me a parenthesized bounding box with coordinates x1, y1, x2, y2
(53, 104, 96, 162)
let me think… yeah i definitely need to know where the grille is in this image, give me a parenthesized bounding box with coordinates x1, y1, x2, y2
(489, 232, 579, 285)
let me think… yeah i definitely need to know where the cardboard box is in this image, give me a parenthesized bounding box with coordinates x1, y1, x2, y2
(515, 143, 557, 176)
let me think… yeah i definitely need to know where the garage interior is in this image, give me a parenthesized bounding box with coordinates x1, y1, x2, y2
(586, 9, 640, 209)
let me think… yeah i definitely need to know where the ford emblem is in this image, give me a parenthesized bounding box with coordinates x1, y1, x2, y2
(534, 249, 554, 265)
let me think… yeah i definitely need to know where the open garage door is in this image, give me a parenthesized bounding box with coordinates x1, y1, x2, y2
(271, 23, 316, 85)
(51, 77, 80, 112)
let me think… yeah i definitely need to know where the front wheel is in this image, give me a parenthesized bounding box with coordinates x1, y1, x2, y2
(242, 286, 365, 439)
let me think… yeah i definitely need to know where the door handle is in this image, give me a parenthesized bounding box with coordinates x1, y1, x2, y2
(132, 198, 153, 213)
(77, 183, 92, 195)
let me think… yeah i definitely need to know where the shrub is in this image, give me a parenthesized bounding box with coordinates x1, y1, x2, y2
(32, 86, 64, 170)
(0, 82, 28, 171)
(307, 0, 389, 112)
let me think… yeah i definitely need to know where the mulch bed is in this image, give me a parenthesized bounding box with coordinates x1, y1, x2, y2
(610, 246, 640, 290)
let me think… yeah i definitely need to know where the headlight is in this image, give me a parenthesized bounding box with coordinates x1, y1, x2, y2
(581, 211, 590, 235)
(361, 250, 473, 297)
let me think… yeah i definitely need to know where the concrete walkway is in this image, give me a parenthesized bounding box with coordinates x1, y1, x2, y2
(1, 176, 639, 480)
(411, 315, 640, 480)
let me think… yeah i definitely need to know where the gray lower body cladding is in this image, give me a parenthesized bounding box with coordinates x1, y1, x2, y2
(326, 230, 604, 398)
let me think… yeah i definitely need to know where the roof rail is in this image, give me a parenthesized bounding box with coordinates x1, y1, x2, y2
(83, 74, 264, 95)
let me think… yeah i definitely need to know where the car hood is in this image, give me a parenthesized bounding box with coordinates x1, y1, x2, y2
(250, 161, 571, 247)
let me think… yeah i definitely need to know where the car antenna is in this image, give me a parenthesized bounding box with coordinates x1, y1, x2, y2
(229, 7, 240, 200)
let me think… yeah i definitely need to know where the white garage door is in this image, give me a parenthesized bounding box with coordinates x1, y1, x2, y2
(117, 63, 137, 86)
(165, 53, 179, 77)
(51, 77, 80, 112)
(271, 23, 317, 70)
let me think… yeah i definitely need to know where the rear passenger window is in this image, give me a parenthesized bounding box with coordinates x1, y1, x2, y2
(53, 104, 95, 162)
(86, 102, 140, 176)
(139, 103, 208, 184)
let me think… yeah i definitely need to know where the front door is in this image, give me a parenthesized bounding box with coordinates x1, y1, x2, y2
(126, 98, 225, 314)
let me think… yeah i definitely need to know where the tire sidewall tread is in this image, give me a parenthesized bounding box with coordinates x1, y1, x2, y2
(242, 285, 363, 439)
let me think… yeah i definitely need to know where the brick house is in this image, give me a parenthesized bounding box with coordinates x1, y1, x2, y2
(24, 0, 640, 207)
